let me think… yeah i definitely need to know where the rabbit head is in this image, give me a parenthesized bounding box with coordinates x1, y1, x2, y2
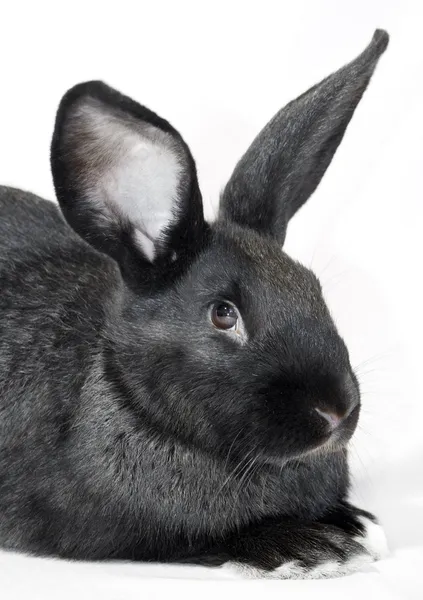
(51, 31, 388, 465)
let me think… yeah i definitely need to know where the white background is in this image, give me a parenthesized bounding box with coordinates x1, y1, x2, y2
(1, 0, 422, 598)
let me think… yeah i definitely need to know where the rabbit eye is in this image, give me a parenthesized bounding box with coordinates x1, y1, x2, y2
(210, 302, 238, 331)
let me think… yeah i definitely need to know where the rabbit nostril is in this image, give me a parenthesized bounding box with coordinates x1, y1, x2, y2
(315, 408, 343, 430)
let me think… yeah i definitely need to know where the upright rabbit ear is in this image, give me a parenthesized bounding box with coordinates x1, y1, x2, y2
(220, 30, 389, 244)
(51, 81, 206, 281)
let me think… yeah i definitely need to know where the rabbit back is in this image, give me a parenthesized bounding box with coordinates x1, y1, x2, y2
(0, 186, 125, 555)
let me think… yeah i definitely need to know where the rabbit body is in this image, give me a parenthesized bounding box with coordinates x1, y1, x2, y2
(0, 31, 389, 576)
(0, 187, 347, 559)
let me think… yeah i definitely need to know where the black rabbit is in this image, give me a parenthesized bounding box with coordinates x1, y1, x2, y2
(0, 30, 389, 578)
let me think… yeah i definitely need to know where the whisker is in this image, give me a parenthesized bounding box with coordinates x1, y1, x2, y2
(353, 351, 394, 372)
(210, 443, 256, 507)
(228, 451, 262, 520)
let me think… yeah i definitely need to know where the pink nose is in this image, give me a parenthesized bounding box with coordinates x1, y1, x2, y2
(315, 408, 343, 430)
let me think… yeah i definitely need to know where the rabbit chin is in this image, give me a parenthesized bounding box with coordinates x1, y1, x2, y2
(304, 424, 358, 459)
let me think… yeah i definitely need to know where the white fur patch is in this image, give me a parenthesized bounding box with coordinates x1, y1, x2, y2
(222, 551, 374, 580)
(354, 516, 389, 560)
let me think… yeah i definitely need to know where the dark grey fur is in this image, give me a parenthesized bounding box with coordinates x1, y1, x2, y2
(0, 31, 388, 575)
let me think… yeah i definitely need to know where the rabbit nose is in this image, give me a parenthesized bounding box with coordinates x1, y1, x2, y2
(315, 408, 343, 430)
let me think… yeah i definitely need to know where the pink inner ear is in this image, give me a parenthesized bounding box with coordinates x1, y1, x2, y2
(67, 100, 186, 262)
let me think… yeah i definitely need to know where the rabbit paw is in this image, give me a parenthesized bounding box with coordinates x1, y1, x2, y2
(221, 523, 376, 580)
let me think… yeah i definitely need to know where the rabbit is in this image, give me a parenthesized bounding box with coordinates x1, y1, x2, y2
(0, 30, 389, 579)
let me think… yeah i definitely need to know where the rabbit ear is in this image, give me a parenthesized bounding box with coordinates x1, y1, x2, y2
(51, 81, 205, 276)
(220, 30, 389, 244)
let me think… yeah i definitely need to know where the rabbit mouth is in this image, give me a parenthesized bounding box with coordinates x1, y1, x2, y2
(285, 403, 362, 461)
(258, 402, 361, 466)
